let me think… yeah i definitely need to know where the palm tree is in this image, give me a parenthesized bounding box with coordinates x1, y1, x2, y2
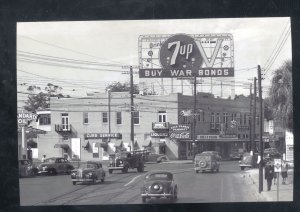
(269, 60, 293, 131)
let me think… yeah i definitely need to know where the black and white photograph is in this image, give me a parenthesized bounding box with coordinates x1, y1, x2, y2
(16, 17, 293, 206)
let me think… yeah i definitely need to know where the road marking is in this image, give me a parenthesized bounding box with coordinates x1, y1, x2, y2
(124, 175, 143, 187)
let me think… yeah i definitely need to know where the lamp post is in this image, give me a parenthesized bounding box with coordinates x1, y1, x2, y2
(192, 142, 196, 161)
(108, 89, 111, 143)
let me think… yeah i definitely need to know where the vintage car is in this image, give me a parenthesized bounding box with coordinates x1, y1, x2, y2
(19, 159, 38, 177)
(194, 152, 220, 173)
(239, 153, 258, 170)
(201, 151, 222, 161)
(145, 153, 169, 163)
(141, 171, 177, 203)
(108, 151, 144, 173)
(37, 157, 74, 175)
(71, 161, 105, 185)
(263, 148, 281, 161)
(229, 148, 244, 160)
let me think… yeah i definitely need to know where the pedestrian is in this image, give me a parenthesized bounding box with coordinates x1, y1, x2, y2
(281, 161, 288, 184)
(265, 162, 275, 191)
(41, 155, 46, 162)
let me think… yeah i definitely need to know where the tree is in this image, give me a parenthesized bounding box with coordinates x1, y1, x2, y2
(24, 83, 70, 113)
(263, 97, 273, 121)
(269, 60, 293, 131)
(105, 82, 139, 94)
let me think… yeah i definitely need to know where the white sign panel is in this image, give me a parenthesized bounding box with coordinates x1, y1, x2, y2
(92, 142, 99, 153)
(274, 159, 282, 172)
(71, 138, 81, 159)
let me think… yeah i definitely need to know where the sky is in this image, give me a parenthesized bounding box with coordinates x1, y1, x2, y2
(17, 17, 292, 108)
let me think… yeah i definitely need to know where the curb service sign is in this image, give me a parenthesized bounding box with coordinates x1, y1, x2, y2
(139, 33, 234, 78)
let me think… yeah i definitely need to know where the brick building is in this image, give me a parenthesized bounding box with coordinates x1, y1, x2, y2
(37, 92, 261, 161)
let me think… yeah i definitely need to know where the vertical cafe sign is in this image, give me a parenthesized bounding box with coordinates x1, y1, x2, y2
(139, 33, 234, 78)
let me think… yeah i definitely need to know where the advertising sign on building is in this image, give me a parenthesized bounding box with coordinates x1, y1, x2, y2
(71, 138, 81, 159)
(18, 111, 38, 126)
(85, 133, 122, 139)
(150, 132, 169, 137)
(285, 130, 294, 161)
(139, 33, 234, 78)
(152, 122, 169, 130)
(169, 124, 191, 139)
(274, 159, 282, 172)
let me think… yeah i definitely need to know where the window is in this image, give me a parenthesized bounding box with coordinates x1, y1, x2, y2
(158, 111, 167, 122)
(210, 113, 215, 129)
(133, 111, 140, 125)
(216, 113, 220, 129)
(236, 113, 241, 125)
(102, 112, 108, 123)
(83, 112, 89, 124)
(39, 114, 51, 125)
(223, 112, 228, 128)
(183, 116, 188, 124)
(244, 114, 247, 125)
(116, 112, 122, 125)
(61, 113, 69, 130)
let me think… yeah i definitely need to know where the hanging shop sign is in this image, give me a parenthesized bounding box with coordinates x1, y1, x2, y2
(18, 111, 38, 126)
(197, 134, 238, 140)
(84, 133, 122, 139)
(169, 124, 191, 139)
(150, 132, 169, 137)
(152, 122, 169, 130)
(139, 33, 234, 78)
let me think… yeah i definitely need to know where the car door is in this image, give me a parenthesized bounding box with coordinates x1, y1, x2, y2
(56, 158, 64, 173)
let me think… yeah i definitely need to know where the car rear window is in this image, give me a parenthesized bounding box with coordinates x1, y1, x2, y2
(146, 173, 172, 180)
(45, 158, 55, 163)
(80, 163, 97, 169)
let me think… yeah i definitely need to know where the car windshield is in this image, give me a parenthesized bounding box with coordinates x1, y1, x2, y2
(242, 156, 252, 163)
(80, 163, 97, 169)
(146, 173, 172, 180)
(195, 155, 211, 161)
(44, 158, 56, 163)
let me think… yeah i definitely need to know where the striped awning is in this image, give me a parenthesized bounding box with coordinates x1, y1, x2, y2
(113, 140, 123, 147)
(95, 142, 108, 148)
(54, 143, 69, 149)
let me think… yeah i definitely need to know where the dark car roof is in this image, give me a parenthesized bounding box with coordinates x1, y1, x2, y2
(85, 161, 102, 164)
(146, 171, 173, 176)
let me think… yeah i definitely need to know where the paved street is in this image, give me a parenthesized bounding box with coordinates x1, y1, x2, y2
(19, 160, 270, 205)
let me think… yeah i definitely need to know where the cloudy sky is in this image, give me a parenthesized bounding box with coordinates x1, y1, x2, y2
(17, 17, 291, 107)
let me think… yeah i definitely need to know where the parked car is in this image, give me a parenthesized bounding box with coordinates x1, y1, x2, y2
(37, 157, 74, 175)
(229, 148, 244, 160)
(19, 159, 38, 177)
(141, 171, 177, 203)
(71, 161, 105, 185)
(194, 152, 220, 173)
(239, 153, 258, 170)
(264, 148, 281, 161)
(200, 151, 222, 161)
(145, 153, 169, 163)
(108, 151, 144, 174)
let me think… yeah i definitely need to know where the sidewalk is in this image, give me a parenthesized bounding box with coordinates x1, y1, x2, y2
(241, 168, 293, 201)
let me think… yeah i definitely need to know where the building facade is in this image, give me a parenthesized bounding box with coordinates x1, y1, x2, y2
(37, 92, 261, 161)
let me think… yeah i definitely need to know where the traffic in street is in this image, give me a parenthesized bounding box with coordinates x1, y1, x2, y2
(19, 160, 263, 205)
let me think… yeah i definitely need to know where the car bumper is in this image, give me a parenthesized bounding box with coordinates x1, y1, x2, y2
(141, 193, 172, 197)
(194, 167, 212, 171)
(72, 178, 94, 182)
(108, 166, 124, 170)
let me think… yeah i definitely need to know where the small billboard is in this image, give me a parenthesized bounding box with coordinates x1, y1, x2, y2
(139, 33, 234, 78)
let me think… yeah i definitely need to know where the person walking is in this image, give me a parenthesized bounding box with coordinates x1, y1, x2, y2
(281, 161, 288, 184)
(265, 162, 275, 191)
(41, 155, 46, 162)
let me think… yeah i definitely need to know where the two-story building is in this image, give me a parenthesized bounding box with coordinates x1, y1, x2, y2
(36, 92, 261, 161)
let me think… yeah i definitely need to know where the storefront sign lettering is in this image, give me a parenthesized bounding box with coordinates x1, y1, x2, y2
(150, 132, 169, 137)
(85, 133, 121, 139)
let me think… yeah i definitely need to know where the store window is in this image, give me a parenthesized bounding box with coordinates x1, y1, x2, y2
(133, 111, 140, 125)
(116, 112, 122, 125)
(223, 112, 228, 128)
(158, 111, 167, 123)
(102, 112, 108, 123)
(244, 113, 247, 125)
(83, 112, 89, 124)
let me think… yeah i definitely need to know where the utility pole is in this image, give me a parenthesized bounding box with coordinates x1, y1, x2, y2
(221, 81, 223, 98)
(258, 65, 264, 193)
(130, 66, 134, 151)
(249, 83, 252, 152)
(108, 89, 111, 143)
(252, 77, 257, 155)
(193, 75, 197, 160)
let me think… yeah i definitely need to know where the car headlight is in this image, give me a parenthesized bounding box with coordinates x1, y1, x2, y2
(85, 172, 93, 178)
(119, 160, 123, 164)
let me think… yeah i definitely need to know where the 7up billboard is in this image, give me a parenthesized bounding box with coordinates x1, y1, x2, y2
(138, 34, 234, 78)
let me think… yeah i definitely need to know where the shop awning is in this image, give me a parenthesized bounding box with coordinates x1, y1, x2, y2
(142, 139, 152, 147)
(113, 140, 123, 147)
(54, 143, 69, 149)
(95, 142, 108, 148)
